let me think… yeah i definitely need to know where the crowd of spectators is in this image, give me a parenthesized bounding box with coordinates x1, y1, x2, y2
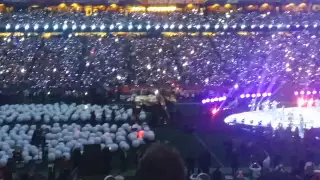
(0, 31, 319, 95)
(2, 10, 320, 27)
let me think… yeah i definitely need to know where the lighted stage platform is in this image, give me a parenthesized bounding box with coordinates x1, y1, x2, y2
(224, 107, 320, 130)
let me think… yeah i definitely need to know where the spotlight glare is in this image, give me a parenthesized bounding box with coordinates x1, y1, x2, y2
(223, 24, 228, 29)
(245, 94, 250, 98)
(53, 24, 59, 30)
(25, 24, 30, 30)
(170, 24, 175, 29)
(128, 25, 133, 30)
(211, 108, 219, 115)
(5, 24, 10, 30)
(100, 24, 105, 30)
(72, 24, 77, 30)
(240, 24, 246, 29)
(146, 24, 151, 30)
(110, 24, 115, 29)
(178, 24, 183, 29)
(312, 90, 317, 94)
(118, 25, 123, 30)
(187, 25, 192, 29)
(267, 92, 272, 96)
(240, 94, 245, 98)
(215, 24, 219, 29)
(196, 25, 201, 29)
(307, 91, 311, 95)
(15, 24, 20, 30)
(34, 24, 39, 30)
(300, 90, 305, 95)
(268, 24, 273, 29)
(205, 24, 210, 29)
(91, 24, 96, 30)
(63, 24, 68, 30)
(259, 24, 264, 29)
(155, 24, 160, 30)
(81, 24, 86, 30)
(294, 91, 299, 96)
(256, 93, 261, 97)
(138, 24, 142, 30)
(163, 24, 168, 29)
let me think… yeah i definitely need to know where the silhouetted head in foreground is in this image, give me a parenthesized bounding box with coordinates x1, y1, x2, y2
(135, 143, 185, 180)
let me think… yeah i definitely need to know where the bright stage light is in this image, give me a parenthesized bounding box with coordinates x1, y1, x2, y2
(245, 94, 250, 98)
(251, 94, 256, 98)
(240, 94, 245, 98)
(211, 108, 219, 115)
(312, 90, 317, 94)
(262, 93, 267, 97)
(300, 90, 305, 95)
(5, 24, 10, 30)
(307, 91, 311, 95)
(267, 92, 272, 96)
(294, 91, 299, 96)
(256, 93, 261, 97)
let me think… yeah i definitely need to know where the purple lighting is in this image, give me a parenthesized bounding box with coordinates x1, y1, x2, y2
(251, 94, 256, 98)
(245, 94, 251, 98)
(312, 90, 317, 95)
(202, 96, 227, 104)
(267, 92, 272, 96)
(240, 94, 245, 98)
(257, 93, 261, 97)
(262, 93, 267, 97)
(294, 91, 299, 96)
(307, 91, 311, 95)
(300, 91, 305, 95)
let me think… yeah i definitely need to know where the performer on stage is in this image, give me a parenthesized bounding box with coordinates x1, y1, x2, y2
(315, 99, 320, 108)
(263, 101, 270, 112)
(272, 100, 279, 111)
(250, 99, 256, 111)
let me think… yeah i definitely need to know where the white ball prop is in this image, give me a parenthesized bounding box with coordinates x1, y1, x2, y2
(132, 139, 141, 148)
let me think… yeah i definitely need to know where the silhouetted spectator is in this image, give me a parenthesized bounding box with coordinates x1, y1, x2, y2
(135, 143, 185, 180)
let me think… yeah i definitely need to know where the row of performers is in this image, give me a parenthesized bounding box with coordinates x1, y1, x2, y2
(249, 99, 320, 111)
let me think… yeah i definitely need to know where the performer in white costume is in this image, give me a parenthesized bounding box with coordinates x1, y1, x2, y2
(272, 100, 279, 111)
(307, 98, 314, 108)
(315, 99, 320, 108)
(250, 99, 256, 111)
(263, 101, 270, 112)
